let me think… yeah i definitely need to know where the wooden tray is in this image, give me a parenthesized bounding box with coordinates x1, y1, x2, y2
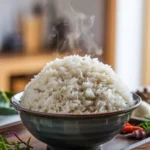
(0, 119, 150, 150)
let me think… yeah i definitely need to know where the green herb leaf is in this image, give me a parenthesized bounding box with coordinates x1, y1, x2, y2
(27, 137, 31, 146)
(0, 90, 17, 115)
(0, 107, 17, 115)
(0, 142, 8, 150)
(0, 135, 33, 150)
(139, 121, 150, 136)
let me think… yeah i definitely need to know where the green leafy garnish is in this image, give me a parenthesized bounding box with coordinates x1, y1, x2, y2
(139, 121, 150, 136)
(0, 90, 16, 115)
(0, 133, 33, 150)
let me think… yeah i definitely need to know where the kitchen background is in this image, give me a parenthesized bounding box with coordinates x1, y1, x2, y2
(0, 0, 148, 92)
(0, 0, 106, 93)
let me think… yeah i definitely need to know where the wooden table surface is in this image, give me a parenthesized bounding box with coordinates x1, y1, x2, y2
(0, 121, 150, 150)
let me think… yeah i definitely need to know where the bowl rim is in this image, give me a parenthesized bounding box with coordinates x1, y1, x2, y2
(11, 92, 141, 118)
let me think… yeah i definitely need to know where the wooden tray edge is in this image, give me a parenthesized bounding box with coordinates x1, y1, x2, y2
(0, 121, 22, 134)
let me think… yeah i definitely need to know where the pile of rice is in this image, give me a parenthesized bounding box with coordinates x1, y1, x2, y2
(21, 55, 134, 114)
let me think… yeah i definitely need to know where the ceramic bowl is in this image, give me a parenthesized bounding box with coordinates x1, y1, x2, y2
(11, 92, 141, 150)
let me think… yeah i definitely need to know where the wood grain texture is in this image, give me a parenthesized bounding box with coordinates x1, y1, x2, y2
(104, 0, 116, 69)
(143, 0, 150, 85)
(0, 122, 47, 150)
(1, 120, 150, 150)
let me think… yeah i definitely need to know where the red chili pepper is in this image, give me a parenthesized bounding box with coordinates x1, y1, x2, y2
(122, 123, 144, 133)
(126, 123, 132, 126)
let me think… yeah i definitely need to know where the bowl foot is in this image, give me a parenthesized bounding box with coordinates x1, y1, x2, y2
(47, 145, 101, 150)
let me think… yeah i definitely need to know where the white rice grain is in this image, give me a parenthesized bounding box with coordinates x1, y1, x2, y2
(21, 55, 134, 114)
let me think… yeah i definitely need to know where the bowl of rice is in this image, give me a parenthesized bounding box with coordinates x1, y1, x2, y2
(11, 55, 141, 150)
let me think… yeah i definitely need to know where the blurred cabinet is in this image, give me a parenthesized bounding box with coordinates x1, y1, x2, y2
(0, 52, 75, 92)
(0, 0, 116, 92)
(10, 75, 34, 92)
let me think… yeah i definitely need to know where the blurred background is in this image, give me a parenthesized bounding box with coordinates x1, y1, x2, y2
(0, 0, 148, 93)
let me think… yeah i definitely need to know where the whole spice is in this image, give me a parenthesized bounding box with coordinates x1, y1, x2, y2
(136, 87, 150, 104)
(122, 121, 150, 139)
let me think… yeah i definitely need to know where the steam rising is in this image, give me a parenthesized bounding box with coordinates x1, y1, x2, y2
(47, 1, 102, 56)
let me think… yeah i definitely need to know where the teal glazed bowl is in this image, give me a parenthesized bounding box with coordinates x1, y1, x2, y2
(11, 93, 141, 150)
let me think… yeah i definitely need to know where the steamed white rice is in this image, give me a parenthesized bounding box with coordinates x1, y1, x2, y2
(21, 55, 134, 114)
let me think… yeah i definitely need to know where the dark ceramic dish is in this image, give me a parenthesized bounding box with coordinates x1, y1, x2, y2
(11, 92, 141, 150)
